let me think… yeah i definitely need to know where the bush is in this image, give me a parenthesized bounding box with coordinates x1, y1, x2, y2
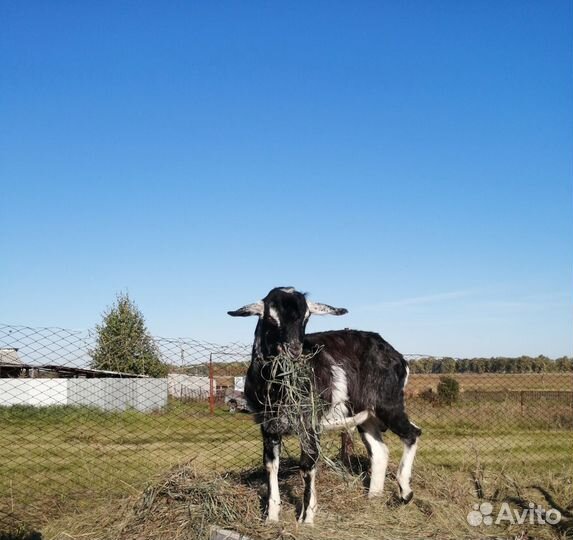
(437, 376, 460, 405)
(419, 388, 438, 404)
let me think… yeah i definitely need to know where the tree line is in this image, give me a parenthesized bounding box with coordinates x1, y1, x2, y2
(408, 355, 573, 374)
(89, 293, 573, 377)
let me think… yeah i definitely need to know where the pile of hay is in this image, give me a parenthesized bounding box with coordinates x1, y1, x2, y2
(45, 457, 572, 540)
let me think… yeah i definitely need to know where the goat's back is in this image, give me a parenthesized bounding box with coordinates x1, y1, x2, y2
(304, 329, 409, 413)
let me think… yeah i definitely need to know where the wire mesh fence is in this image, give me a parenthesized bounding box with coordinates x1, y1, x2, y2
(0, 323, 571, 536)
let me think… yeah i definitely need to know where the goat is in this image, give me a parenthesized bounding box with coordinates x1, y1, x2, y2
(228, 287, 421, 524)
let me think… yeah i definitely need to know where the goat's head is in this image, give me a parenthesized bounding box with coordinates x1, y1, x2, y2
(228, 287, 348, 358)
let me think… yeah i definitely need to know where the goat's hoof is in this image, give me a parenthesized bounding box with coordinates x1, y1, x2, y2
(297, 513, 315, 526)
(400, 491, 414, 504)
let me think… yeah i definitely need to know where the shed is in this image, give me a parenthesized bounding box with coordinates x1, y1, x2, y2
(0, 348, 23, 378)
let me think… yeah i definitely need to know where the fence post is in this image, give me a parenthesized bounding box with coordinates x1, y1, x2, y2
(340, 431, 354, 467)
(209, 353, 215, 416)
(520, 390, 524, 416)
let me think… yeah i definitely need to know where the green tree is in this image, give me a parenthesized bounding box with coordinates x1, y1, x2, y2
(438, 357, 457, 374)
(437, 376, 460, 406)
(90, 293, 167, 377)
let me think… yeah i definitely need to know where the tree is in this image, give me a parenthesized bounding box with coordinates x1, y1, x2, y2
(437, 357, 457, 374)
(90, 293, 167, 377)
(437, 376, 460, 406)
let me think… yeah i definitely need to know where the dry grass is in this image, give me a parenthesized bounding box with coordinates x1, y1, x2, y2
(407, 373, 573, 395)
(40, 456, 573, 540)
(261, 349, 326, 454)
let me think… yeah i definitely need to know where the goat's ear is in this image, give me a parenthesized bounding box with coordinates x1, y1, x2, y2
(227, 301, 264, 317)
(307, 301, 348, 316)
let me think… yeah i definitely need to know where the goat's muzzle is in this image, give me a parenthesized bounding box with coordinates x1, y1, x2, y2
(288, 343, 303, 357)
(277, 342, 303, 358)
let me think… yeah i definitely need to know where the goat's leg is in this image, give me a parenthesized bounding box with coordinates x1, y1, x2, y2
(384, 411, 422, 503)
(262, 429, 282, 522)
(298, 432, 319, 525)
(358, 418, 389, 498)
(397, 421, 421, 503)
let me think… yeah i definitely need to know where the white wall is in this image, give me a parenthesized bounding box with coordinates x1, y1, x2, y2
(168, 374, 213, 400)
(0, 379, 68, 406)
(234, 376, 245, 392)
(0, 378, 167, 412)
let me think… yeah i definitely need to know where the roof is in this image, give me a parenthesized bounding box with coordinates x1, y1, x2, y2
(0, 361, 149, 378)
(0, 348, 22, 366)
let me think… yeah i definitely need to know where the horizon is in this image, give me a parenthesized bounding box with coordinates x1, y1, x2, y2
(1, 2, 572, 358)
(0, 321, 571, 362)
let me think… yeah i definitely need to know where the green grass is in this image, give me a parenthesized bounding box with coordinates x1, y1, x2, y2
(0, 398, 571, 537)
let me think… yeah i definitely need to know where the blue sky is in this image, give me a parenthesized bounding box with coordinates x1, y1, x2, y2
(1, 1, 571, 357)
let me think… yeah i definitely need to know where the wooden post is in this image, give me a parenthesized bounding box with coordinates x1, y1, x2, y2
(209, 353, 215, 416)
(520, 390, 524, 416)
(340, 431, 354, 468)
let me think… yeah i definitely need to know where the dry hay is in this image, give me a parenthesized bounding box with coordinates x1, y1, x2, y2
(43, 456, 571, 540)
(260, 348, 326, 455)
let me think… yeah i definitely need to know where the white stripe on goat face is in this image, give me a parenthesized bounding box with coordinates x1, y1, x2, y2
(269, 307, 281, 327)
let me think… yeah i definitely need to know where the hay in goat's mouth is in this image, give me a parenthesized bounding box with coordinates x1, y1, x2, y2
(261, 347, 326, 453)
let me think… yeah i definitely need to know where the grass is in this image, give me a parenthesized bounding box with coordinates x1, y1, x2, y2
(0, 382, 571, 538)
(0, 402, 260, 532)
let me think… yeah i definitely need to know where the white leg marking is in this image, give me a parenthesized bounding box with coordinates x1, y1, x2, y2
(360, 421, 389, 497)
(266, 444, 281, 522)
(403, 363, 410, 388)
(304, 468, 317, 524)
(298, 468, 317, 525)
(397, 439, 418, 499)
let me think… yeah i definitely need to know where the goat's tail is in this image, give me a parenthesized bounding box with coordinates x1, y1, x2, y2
(321, 410, 371, 431)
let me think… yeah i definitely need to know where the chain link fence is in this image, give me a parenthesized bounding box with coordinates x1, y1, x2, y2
(0, 323, 571, 536)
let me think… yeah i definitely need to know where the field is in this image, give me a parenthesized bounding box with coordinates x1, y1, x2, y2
(406, 372, 573, 395)
(1, 373, 572, 539)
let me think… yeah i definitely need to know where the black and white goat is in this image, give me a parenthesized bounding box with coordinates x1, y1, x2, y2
(228, 287, 421, 524)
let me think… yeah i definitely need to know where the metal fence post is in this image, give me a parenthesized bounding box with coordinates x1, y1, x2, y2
(209, 353, 215, 416)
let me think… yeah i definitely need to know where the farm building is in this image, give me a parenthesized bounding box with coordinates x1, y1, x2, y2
(0, 348, 23, 378)
(0, 359, 168, 412)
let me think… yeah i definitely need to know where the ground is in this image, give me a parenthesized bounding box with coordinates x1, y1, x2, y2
(40, 457, 573, 540)
(0, 372, 571, 539)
